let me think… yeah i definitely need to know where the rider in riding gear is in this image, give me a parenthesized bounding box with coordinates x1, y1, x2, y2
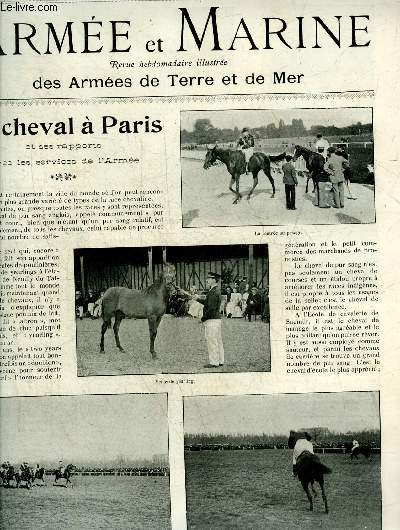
(314, 133, 330, 160)
(237, 127, 255, 174)
(351, 440, 360, 453)
(292, 432, 314, 476)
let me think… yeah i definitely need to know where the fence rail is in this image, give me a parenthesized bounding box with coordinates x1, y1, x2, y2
(184, 445, 380, 454)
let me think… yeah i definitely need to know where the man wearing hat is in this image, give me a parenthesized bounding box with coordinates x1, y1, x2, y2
(237, 127, 255, 174)
(201, 272, 225, 368)
(324, 147, 347, 208)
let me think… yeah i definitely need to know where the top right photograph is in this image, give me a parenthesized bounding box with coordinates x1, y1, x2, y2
(181, 107, 374, 227)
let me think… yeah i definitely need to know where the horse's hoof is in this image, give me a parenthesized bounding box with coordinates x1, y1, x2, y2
(151, 351, 157, 359)
(271, 194, 275, 198)
(118, 348, 125, 353)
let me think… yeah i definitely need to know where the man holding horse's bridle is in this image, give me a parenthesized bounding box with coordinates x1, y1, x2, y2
(201, 272, 225, 368)
(237, 127, 255, 174)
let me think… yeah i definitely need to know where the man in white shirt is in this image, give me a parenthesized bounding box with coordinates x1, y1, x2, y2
(292, 432, 314, 476)
(352, 440, 360, 453)
(314, 133, 330, 159)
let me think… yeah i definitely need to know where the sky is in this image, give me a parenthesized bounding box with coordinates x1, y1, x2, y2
(0, 394, 168, 464)
(181, 108, 372, 132)
(184, 392, 380, 436)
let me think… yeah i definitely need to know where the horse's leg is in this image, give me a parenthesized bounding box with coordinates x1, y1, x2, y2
(301, 480, 313, 511)
(264, 168, 276, 198)
(247, 170, 259, 200)
(113, 310, 125, 352)
(148, 315, 162, 359)
(228, 177, 235, 194)
(310, 479, 318, 496)
(100, 320, 110, 352)
(319, 479, 329, 514)
(233, 175, 242, 205)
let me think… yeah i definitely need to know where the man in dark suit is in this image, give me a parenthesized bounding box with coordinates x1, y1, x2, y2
(282, 154, 298, 210)
(201, 272, 224, 368)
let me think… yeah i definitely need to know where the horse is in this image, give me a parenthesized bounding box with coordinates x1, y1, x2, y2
(296, 451, 331, 513)
(0, 466, 15, 487)
(15, 466, 34, 489)
(100, 263, 176, 358)
(1, 465, 21, 488)
(203, 146, 286, 204)
(33, 466, 46, 486)
(345, 444, 371, 460)
(289, 432, 331, 514)
(54, 464, 75, 487)
(293, 145, 327, 196)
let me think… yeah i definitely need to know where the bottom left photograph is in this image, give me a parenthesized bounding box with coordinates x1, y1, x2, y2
(0, 393, 170, 530)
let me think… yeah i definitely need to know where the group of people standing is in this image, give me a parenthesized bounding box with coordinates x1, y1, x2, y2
(282, 134, 353, 211)
(75, 289, 104, 319)
(235, 127, 353, 212)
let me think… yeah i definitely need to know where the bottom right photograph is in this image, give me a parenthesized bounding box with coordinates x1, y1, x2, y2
(183, 391, 381, 530)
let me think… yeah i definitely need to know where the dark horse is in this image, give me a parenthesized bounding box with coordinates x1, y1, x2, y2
(0, 466, 18, 487)
(289, 432, 331, 514)
(54, 464, 75, 487)
(33, 467, 46, 485)
(203, 146, 286, 204)
(13, 466, 34, 489)
(100, 263, 176, 358)
(293, 145, 327, 197)
(345, 443, 371, 460)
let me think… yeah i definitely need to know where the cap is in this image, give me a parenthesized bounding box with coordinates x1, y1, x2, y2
(207, 272, 221, 280)
(242, 127, 249, 133)
(327, 146, 336, 153)
(304, 432, 312, 441)
(316, 133, 322, 138)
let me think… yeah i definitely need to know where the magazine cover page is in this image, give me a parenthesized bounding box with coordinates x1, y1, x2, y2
(0, 1, 399, 528)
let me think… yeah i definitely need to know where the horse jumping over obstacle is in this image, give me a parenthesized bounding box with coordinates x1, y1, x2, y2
(203, 146, 286, 204)
(100, 263, 176, 358)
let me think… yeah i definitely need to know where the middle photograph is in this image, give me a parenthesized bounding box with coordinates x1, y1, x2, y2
(75, 244, 271, 376)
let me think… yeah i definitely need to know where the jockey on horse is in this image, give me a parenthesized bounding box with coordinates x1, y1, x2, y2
(236, 127, 255, 174)
(289, 431, 314, 477)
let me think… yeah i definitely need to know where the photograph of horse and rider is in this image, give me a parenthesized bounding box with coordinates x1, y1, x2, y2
(181, 107, 375, 227)
(74, 244, 271, 376)
(0, 394, 170, 530)
(184, 391, 381, 530)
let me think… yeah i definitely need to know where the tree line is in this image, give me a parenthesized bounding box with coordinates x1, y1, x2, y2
(181, 118, 373, 145)
(185, 429, 380, 447)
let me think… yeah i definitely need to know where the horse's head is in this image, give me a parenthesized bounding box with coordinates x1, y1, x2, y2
(292, 145, 303, 161)
(203, 146, 218, 170)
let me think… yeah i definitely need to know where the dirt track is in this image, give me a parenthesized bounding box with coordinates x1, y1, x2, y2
(181, 158, 375, 227)
(77, 316, 271, 376)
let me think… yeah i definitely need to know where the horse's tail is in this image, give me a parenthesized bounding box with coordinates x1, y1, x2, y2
(269, 152, 286, 162)
(316, 462, 332, 475)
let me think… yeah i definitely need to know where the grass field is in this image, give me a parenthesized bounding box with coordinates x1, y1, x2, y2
(185, 450, 381, 530)
(0, 476, 170, 530)
(76, 316, 270, 376)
